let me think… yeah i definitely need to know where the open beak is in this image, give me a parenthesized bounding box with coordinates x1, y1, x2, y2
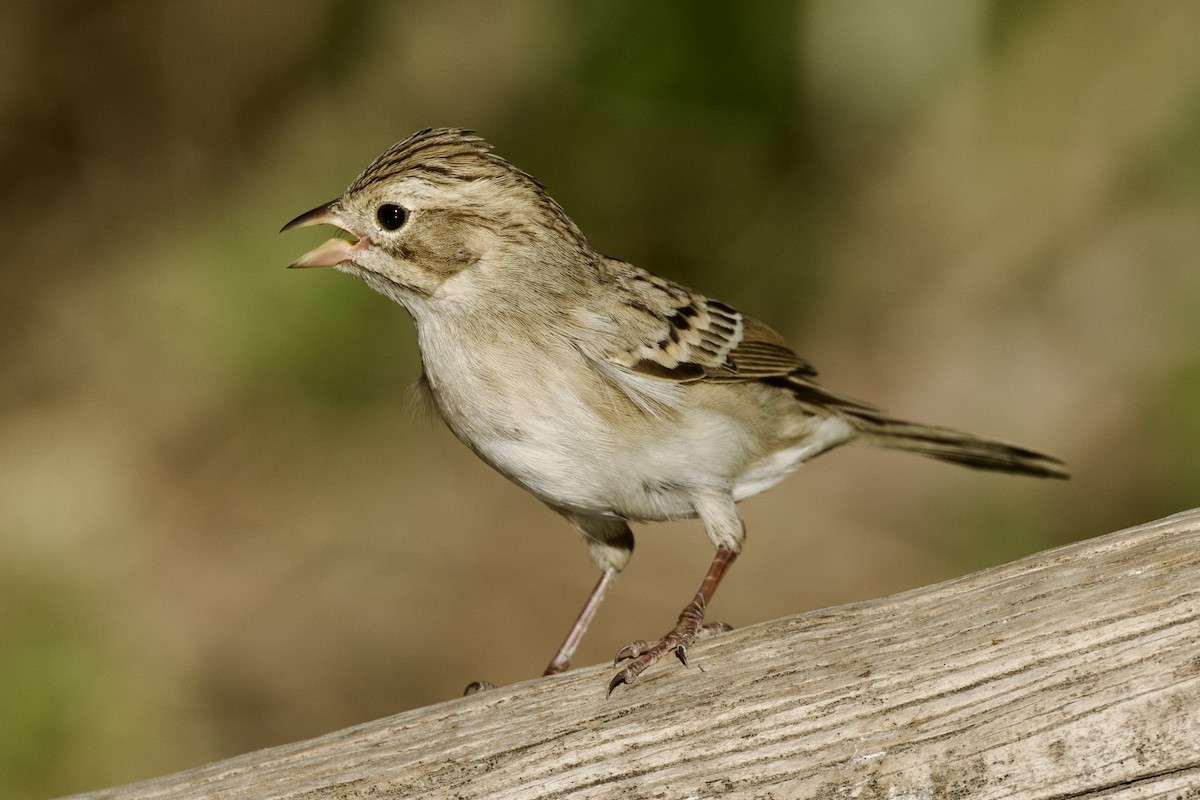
(280, 201, 365, 269)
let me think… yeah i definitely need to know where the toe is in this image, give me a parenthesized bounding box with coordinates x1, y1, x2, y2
(608, 655, 653, 694)
(463, 680, 496, 695)
(614, 639, 658, 664)
(699, 621, 733, 636)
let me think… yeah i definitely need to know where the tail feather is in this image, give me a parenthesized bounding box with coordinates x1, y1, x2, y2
(846, 410, 1069, 480)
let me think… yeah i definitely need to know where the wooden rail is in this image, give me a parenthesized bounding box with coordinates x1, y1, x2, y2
(69, 508, 1200, 799)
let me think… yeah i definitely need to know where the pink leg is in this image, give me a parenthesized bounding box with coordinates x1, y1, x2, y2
(608, 545, 738, 693)
(544, 568, 616, 675)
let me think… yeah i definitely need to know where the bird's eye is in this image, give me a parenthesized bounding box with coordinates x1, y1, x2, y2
(376, 204, 408, 231)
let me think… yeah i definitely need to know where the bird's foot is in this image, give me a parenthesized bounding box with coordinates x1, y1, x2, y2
(463, 680, 496, 695)
(608, 603, 731, 693)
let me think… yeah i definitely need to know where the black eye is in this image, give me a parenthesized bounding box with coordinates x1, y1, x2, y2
(376, 204, 407, 231)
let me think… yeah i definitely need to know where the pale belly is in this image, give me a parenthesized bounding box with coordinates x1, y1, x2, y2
(437, 376, 855, 522)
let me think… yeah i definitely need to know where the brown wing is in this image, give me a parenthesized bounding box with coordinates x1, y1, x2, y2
(582, 258, 878, 413)
(590, 259, 813, 381)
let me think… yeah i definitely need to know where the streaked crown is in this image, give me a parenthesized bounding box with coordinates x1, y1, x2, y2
(346, 128, 589, 253)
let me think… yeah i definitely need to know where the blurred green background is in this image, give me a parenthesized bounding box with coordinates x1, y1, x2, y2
(3, 1, 1199, 796)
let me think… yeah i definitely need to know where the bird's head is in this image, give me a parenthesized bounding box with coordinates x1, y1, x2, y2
(282, 128, 591, 309)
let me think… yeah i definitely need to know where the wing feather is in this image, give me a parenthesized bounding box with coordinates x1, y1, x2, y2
(573, 258, 879, 415)
(582, 259, 812, 379)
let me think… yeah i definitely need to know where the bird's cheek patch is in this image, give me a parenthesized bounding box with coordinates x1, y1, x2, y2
(405, 224, 482, 277)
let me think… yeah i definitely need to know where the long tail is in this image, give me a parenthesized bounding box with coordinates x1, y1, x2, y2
(846, 409, 1069, 479)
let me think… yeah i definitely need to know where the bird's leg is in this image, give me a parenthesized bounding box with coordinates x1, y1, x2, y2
(544, 567, 617, 675)
(609, 545, 738, 692)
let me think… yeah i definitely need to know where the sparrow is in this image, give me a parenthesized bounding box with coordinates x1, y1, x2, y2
(282, 128, 1067, 692)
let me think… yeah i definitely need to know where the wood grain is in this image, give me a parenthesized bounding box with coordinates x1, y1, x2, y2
(68, 508, 1200, 799)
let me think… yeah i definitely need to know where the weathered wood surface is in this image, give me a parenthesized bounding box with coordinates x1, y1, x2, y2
(70, 509, 1200, 799)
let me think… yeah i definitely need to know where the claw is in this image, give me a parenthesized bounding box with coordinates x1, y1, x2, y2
(607, 621, 734, 692)
(607, 666, 636, 695)
(608, 629, 694, 693)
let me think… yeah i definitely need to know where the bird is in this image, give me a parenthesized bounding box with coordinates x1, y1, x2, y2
(282, 127, 1068, 692)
